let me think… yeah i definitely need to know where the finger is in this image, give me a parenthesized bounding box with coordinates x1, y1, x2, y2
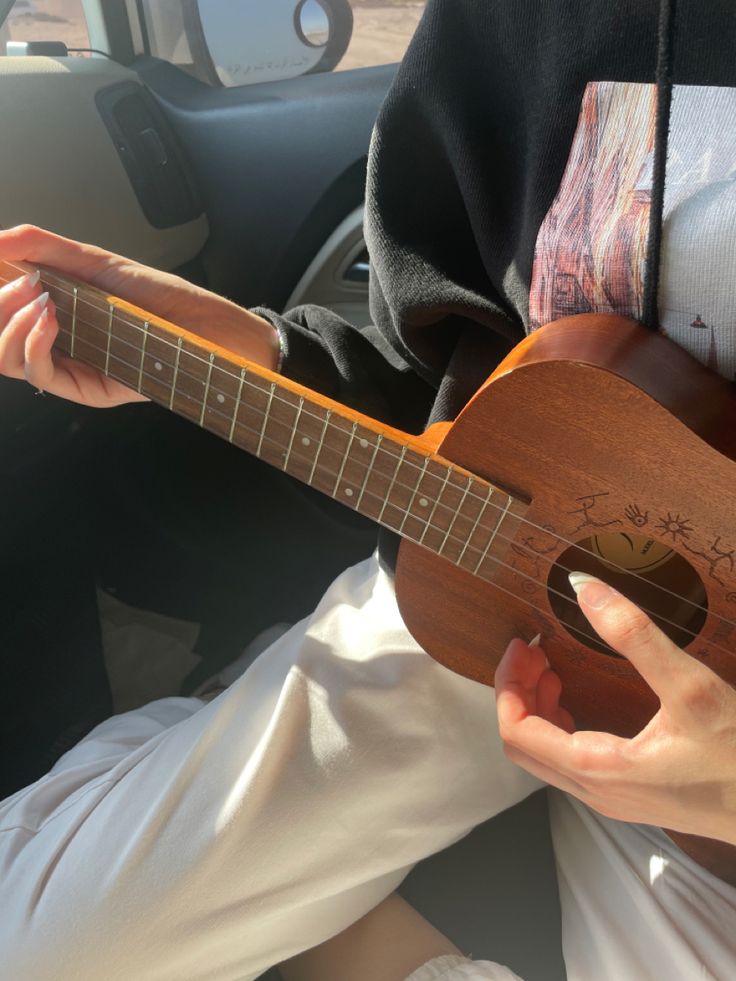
(24, 305, 59, 391)
(502, 742, 592, 798)
(568, 572, 715, 712)
(536, 669, 576, 732)
(494, 638, 548, 722)
(0, 269, 43, 323)
(0, 292, 53, 377)
(43, 353, 149, 407)
(0, 225, 113, 284)
(497, 690, 626, 783)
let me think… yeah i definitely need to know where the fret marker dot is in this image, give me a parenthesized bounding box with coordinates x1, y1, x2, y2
(359, 439, 369, 449)
(344, 488, 354, 497)
(154, 361, 163, 372)
(216, 393, 225, 403)
(301, 437, 311, 446)
(419, 498, 429, 507)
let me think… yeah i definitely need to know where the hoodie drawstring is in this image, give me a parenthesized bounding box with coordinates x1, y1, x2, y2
(642, 0, 677, 330)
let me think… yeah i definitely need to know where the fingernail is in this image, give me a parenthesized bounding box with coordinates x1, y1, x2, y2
(528, 633, 542, 648)
(34, 308, 49, 332)
(568, 572, 615, 610)
(25, 270, 40, 289)
(32, 291, 49, 310)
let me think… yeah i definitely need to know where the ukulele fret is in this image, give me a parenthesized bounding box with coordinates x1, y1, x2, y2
(137, 322, 149, 394)
(70, 286, 78, 358)
(256, 383, 277, 457)
(228, 368, 247, 443)
(474, 494, 513, 576)
(420, 467, 453, 545)
(308, 410, 332, 486)
(377, 447, 407, 524)
(199, 352, 216, 426)
(169, 338, 183, 411)
(332, 421, 358, 495)
(438, 476, 473, 556)
(399, 457, 430, 535)
(458, 484, 494, 565)
(356, 434, 382, 509)
(283, 397, 305, 471)
(105, 303, 114, 375)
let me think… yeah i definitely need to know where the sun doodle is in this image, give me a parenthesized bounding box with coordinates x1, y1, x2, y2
(655, 512, 694, 542)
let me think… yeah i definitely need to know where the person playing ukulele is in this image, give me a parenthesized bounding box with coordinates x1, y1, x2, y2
(0, 1, 735, 978)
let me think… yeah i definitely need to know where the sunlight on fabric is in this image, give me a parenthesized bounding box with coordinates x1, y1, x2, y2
(649, 853, 669, 884)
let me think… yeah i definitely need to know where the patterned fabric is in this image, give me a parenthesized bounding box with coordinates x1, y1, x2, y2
(531, 82, 736, 380)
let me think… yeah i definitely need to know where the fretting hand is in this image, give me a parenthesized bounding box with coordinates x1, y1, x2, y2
(0, 225, 279, 407)
(495, 572, 736, 846)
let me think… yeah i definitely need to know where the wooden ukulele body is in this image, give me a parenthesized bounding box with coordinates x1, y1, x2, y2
(396, 314, 736, 881)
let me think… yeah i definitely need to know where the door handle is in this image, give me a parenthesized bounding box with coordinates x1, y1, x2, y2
(343, 259, 370, 284)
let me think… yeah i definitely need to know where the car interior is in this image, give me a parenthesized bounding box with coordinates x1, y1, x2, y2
(0, 2, 565, 977)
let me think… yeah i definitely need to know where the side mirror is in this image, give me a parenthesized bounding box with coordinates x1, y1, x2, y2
(185, 0, 354, 87)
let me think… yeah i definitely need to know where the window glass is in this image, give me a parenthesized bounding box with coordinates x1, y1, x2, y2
(339, 0, 425, 72)
(0, 0, 90, 54)
(138, 0, 193, 73)
(137, 0, 426, 89)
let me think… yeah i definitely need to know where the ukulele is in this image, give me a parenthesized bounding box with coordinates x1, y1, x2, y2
(3, 261, 735, 881)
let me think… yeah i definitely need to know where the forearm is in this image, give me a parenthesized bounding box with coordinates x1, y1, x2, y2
(279, 893, 461, 981)
(0, 225, 282, 405)
(186, 287, 281, 372)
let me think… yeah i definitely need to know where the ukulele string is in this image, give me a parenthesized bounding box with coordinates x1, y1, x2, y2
(34, 278, 736, 635)
(17, 271, 736, 636)
(44, 322, 736, 661)
(4, 268, 735, 649)
(6, 265, 731, 581)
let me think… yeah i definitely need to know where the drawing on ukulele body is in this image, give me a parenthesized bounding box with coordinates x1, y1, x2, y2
(624, 503, 649, 528)
(510, 528, 558, 594)
(709, 616, 734, 647)
(683, 535, 735, 588)
(655, 512, 694, 543)
(568, 492, 623, 535)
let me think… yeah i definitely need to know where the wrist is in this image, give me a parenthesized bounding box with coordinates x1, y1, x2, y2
(191, 291, 281, 372)
(226, 307, 282, 372)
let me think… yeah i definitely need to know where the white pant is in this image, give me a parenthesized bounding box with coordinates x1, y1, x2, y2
(1, 555, 734, 980)
(0, 556, 538, 980)
(549, 793, 736, 980)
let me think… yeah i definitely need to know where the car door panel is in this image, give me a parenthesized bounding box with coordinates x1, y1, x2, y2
(285, 204, 370, 326)
(0, 44, 389, 690)
(136, 58, 394, 310)
(0, 55, 208, 268)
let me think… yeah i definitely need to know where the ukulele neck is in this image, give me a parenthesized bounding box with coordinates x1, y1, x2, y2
(11, 263, 528, 578)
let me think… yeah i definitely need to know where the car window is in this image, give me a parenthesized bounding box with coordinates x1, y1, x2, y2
(339, 0, 425, 72)
(137, 0, 427, 88)
(0, 0, 90, 54)
(0, 1, 425, 75)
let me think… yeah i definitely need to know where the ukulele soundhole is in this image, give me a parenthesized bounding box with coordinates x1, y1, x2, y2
(547, 532, 708, 657)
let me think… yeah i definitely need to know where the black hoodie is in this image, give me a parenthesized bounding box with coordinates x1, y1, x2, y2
(260, 0, 736, 437)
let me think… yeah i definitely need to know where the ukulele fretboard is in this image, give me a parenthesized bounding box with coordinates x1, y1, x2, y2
(3, 262, 529, 581)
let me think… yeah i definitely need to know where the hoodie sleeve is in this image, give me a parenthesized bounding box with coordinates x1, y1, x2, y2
(253, 0, 528, 433)
(251, 303, 439, 435)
